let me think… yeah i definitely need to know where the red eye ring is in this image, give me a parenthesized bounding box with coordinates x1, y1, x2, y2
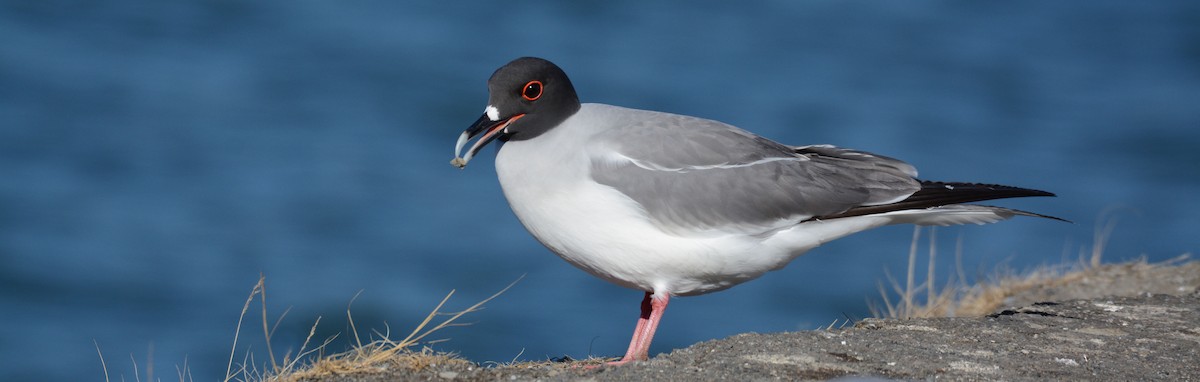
(522, 80, 543, 101)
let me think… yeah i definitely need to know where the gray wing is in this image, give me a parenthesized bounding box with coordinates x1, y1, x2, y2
(588, 113, 920, 233)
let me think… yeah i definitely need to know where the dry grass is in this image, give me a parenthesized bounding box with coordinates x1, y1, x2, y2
(872, 216, 1136, 319)
(95, 276, 517, 382)
(217, 276, 520, 382)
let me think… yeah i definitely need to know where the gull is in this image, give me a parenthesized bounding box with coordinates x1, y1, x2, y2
(451, 57, 1060, 366)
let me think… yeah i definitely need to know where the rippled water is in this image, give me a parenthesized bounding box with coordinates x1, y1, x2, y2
(1, 1, 1197, 380)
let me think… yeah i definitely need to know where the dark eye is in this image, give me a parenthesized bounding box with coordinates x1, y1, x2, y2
(522, 80, 543, 101)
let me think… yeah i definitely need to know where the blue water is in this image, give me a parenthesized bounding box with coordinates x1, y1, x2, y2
(2, 1, 1197, 380)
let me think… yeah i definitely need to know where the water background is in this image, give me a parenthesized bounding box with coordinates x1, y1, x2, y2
(2, 1, 1197, 380)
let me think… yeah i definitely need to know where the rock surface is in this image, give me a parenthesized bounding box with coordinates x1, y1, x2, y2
(298, 261, 1200, 381)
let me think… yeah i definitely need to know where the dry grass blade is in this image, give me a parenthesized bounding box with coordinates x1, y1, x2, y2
(348, 290, 365, 348)
(94, 339, 110, 382)
(130, 353, 140, 382)
(279, 316, 330, 374)
(145, 342, 155, 382)
(1091, 212, 1119, 267)
(226, 276, 265, 382)
(373, 275, 524, 362)
(176, 356, 192, 382)
(871, 271, 898, 318)
(927, 227, 937, 307)
(259, 277, 278, 373)
(903, 226, 920, 318)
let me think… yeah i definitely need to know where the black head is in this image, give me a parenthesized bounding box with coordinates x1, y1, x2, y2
(452, 57, 581, 168)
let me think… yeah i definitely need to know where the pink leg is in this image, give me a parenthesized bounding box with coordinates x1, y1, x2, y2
(605, 292, 670, 366)
(618, 293, 653, 361)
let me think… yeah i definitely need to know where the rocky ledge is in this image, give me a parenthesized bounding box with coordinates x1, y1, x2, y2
(301, 260, 1199, 381)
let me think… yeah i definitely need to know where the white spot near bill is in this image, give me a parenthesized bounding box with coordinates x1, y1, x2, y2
(485, 105, 500, 121)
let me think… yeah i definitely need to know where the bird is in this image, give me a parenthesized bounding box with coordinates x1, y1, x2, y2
(450, 57, 1060, 366)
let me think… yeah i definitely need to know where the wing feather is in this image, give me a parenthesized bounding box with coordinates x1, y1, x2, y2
(587, 113, 920, 233)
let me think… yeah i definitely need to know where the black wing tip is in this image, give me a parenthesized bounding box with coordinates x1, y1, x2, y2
(1048, 215, 1073, 223)
(812, 181, 1064, 222)
(918, 180, 1056, 198)
(919, 181, 1064, 220)
(1017, 187, 1056, 198)
(1024, 189, 1056, 198)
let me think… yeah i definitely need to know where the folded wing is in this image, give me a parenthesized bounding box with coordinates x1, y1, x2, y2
(588, 114, 921, 233)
